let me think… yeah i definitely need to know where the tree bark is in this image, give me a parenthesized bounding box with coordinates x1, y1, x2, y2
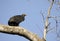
(43, 0, 54, 41)
(0, 24, 43, 41)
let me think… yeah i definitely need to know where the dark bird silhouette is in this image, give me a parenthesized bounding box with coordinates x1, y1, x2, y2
(8, 14, 26, 26)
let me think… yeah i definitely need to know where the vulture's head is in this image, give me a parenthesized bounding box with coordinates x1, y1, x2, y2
(22, 14, 26, 17)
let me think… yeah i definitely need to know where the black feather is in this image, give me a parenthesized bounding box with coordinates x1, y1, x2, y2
(8, 14, 26, 26)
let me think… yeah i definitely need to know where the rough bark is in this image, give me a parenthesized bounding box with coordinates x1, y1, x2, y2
(0, 24, 43, 41)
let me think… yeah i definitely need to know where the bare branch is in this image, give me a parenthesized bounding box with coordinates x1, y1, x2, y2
(0, 24, 43, 41)
(43, 0, 54, 40)
(47, 27, 54, 33)
(40, 10, 45, 24)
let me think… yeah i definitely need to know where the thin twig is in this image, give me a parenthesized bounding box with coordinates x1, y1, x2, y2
(40, 10, 45, 24)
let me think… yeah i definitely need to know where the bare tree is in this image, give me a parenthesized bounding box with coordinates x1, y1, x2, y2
(0, 0, 60, 41)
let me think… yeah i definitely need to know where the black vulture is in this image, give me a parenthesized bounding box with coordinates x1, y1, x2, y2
(8, 14, 26, 26)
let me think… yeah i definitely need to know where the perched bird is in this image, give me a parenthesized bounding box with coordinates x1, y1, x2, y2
(8, 14, 26, 26)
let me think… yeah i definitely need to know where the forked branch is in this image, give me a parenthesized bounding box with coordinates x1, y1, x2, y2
(43, 0, 54, 41)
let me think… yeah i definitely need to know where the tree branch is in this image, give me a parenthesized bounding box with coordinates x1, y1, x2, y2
(0, 24, 43, 41)
(43, 0, 54, 41)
